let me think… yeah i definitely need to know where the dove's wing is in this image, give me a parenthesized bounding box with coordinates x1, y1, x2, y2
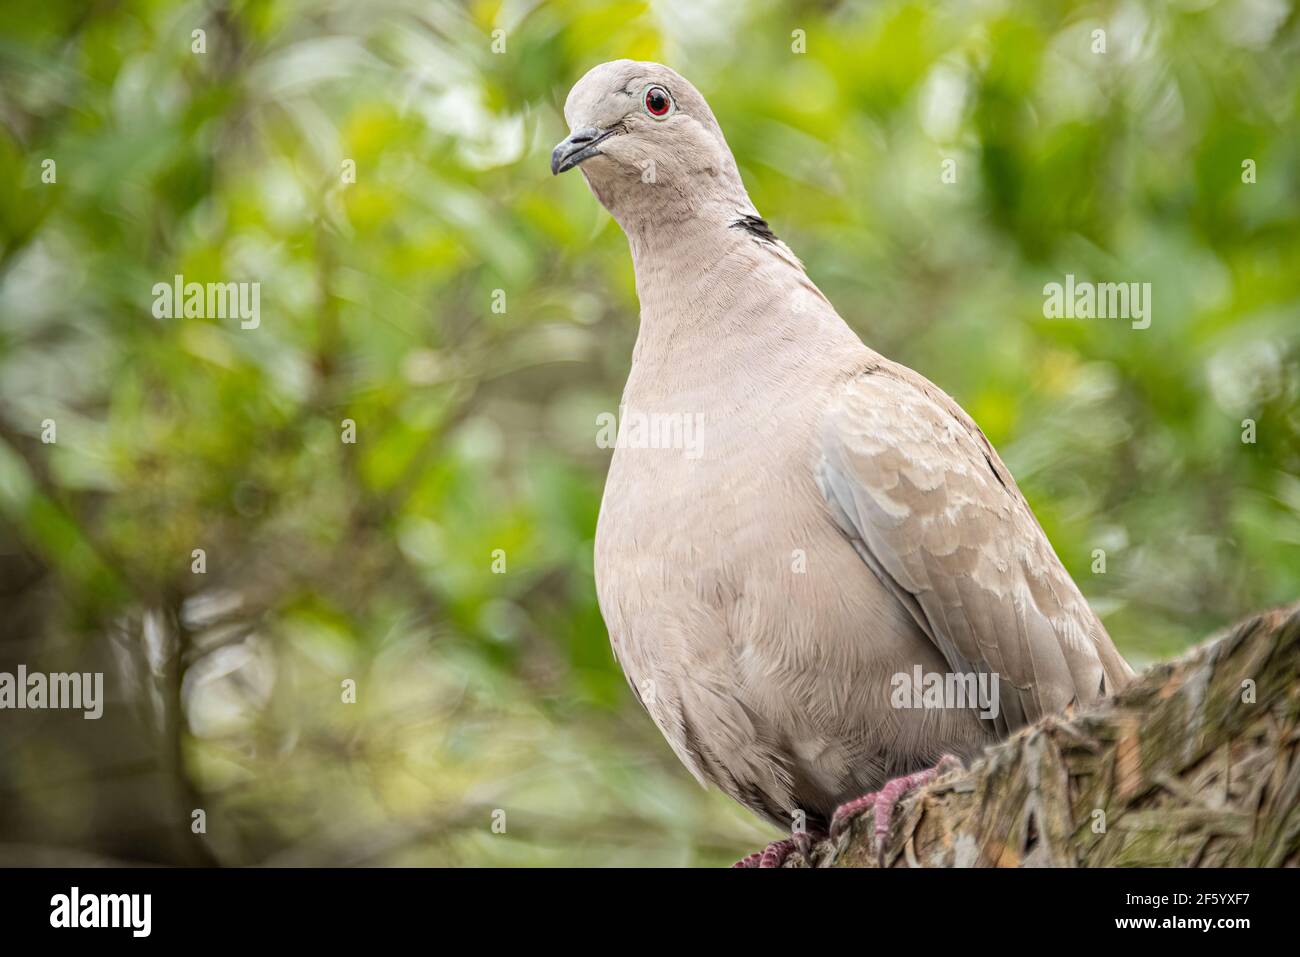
(816, 362, 1133, 734)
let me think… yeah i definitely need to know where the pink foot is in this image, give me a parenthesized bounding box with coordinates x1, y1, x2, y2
(732, 837, 797, 869)
(829, 756, 963, 863)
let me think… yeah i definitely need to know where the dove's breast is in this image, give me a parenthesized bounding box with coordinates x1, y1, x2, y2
(592, 346, 995, 828)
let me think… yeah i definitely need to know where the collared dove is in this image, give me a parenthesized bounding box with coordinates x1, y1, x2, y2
(552, 60, 1134, 867)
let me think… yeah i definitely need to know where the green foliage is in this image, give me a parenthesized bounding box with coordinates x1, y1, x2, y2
(0, 0, 1297, 865)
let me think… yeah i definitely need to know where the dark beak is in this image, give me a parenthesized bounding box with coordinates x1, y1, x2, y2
(551, 126, 618, 175)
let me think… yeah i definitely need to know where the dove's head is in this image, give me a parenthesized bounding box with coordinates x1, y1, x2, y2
(551, 60, 749, 226)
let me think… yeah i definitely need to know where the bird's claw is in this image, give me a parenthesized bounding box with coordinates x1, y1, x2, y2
(735, 757, 966, 868)
(828, 756, 965, 865)
(732, 837, 798, 868)
(829, 789, 879, 843)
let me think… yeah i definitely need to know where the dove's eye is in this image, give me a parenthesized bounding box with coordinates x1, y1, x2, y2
(644, 86, 672, 118)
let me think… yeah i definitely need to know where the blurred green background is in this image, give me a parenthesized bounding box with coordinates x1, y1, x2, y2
(0, 0, 1297, 866)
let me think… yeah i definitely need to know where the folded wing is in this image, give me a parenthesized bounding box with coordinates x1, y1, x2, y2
(816, 362, 1133, 735)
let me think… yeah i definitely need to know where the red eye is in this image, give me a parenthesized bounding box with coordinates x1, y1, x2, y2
(644, 86, 671, 117)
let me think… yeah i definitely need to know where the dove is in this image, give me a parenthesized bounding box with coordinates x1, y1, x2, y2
(552, 60, 1134, 867)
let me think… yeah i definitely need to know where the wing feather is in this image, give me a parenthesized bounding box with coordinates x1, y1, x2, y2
(817, 362, 1133, 728)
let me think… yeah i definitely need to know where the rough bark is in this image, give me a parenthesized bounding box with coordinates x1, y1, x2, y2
(797, 603, 1300, 867)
